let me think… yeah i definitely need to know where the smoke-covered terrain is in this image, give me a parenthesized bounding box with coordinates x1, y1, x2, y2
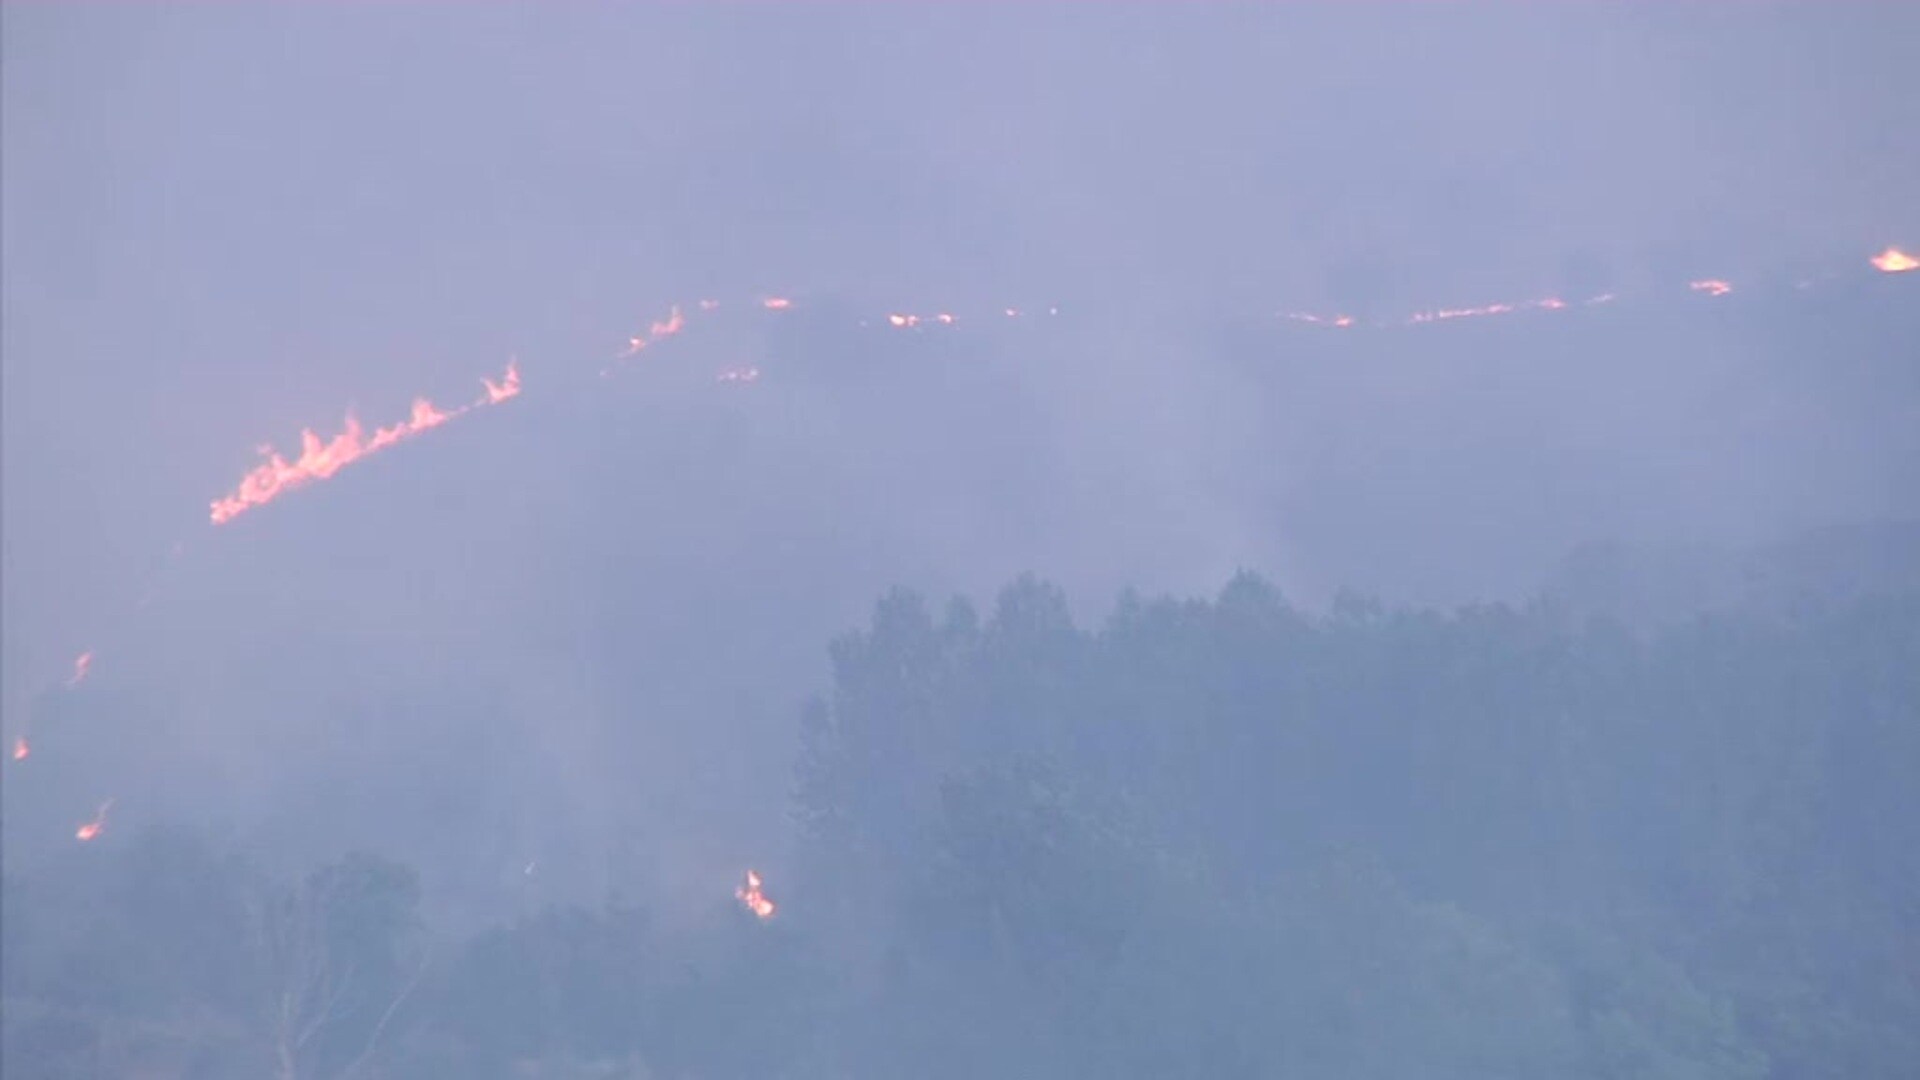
(4, 5, 1917, 1078)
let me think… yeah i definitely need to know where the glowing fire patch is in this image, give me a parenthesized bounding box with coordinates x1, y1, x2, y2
(483, 359, 522, 404)
(11, 737, 28, 761)
(1871, 246, 1918, 273)
(761, 297, 793, 311)
(1281, 312, 1356, 328)
(209, 360, 520, 524)
(886, 312, 958, 328)
(620, 306, 688, 357)
(736, 869, 776, 919)
(75, 799, 114, 842)
(1689, 279, 1733, 297)
(68, 650, 93, 687)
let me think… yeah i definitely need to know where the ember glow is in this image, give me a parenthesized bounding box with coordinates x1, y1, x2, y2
(75, 799, 114, 842)
(1690, 279, 1734, 297)
(209, 360, 520, 524)
(761, 297, 793, 310)
(11, 737, 28, 761)
(68, 650, 93, 687)
(736, 869, 776, 919)
(1872, 246, 1918, 273)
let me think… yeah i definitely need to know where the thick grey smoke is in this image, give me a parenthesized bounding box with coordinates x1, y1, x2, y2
(3, 3, 1916, 917)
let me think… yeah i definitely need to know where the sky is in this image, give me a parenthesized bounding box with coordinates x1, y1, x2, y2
(3, 2, 1916, 912)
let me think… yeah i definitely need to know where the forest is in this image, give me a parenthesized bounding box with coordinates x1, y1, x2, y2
(5, 566, 1915, 1078)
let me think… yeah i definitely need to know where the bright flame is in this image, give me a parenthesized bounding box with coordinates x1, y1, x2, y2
(736, 869, 776, 919)
(1410, 301, 1519, 324)
(482, 358, 522, 404)
(886, 312, 957, 328)
(1396, 294, 1580, 326)
(367, 398, 454, 452)
(1282, 312, 1356, 328)
(11, 737, 28, 761)
(212, 406, 451, 523)
(75, 798, 114, 842)
(761, 297, 793, 311)
(1690, 279, 1733, 297)
(68, 650, 93, 687)
(210, 360, 521, 525)
(619, 305, 688, 357)
(1871, 246, 1918, 273)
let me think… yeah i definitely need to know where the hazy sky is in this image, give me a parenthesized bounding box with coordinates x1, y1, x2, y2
(4, 3, 1916, 905)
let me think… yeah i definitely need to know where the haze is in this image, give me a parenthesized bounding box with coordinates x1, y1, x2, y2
(3, 4, 1917, 1078)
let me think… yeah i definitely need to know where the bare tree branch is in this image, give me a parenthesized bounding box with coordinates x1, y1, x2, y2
(338, 948, 435, 1080)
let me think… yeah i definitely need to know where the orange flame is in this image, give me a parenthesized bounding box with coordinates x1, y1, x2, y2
(68, 650, 93, 687)
(211, 406, 451, 523)
(736, 868, 775, 919)
(11, 737, 28, 761)
(1871, 246, 1918, 273)
(886, 312, 957, 328)
(482, 358, 521, 404)
(367, 398, 454, 452)
(1282, 311, 1357, 328)
(171, 258, 1920, 540)
(619, 305, 688, 357)
(75, 798, 114, 842)
(210, 362, 520, 525)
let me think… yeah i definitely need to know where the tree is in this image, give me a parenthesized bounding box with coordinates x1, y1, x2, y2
(247, 853, 429, 1080)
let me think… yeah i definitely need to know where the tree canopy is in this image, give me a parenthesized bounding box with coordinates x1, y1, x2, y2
(5, 571, 1916, 1077)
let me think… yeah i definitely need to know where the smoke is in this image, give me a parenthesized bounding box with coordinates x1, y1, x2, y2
(4, 3, 1917, 918)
